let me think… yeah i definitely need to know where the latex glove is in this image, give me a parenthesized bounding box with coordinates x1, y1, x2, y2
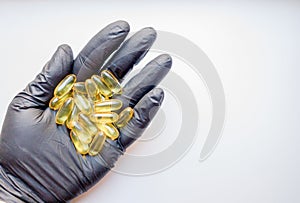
(0, 20, 172, 202)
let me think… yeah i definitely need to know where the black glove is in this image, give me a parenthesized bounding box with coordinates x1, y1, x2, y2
(0, 20, 172, 202)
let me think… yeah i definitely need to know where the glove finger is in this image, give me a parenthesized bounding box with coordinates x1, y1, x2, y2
(73, 20, 130, 81)
(118, 88, 164, 149)
(100, 27, 156, 82)
(114, 54, 171, 109)
(19, 44, 73, 108)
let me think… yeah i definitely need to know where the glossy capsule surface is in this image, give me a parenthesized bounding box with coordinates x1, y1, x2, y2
(78, 113, 98, 136)
(70, 131, 89, 155)
(115, 107, 134, 128)
(85, 79, 98, 101)
(88, 131, 106, 156)
(89, 112, 119, 123)
(91, 75, 113, 97)
(55, 97, 74, 124)
(94, 99, 122, 112)
(97, 123, 119, 140)
(54, 74, 76, 97)
(72, 121, 92, 144)
(49, 92, 72, 110)
(101, 70, 122, 94)
(73, 82, 87, 94)
(50, 71, 134, 156)
(73, 92, 92, 114)
(66, 105, 80, 129)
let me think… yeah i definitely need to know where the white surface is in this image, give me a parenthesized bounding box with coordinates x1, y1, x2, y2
(0, 1, 300, 202)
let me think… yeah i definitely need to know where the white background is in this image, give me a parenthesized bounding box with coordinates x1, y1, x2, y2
(1, 1, 300, 202)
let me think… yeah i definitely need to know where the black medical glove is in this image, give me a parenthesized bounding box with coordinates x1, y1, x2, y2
(0, 20, 172, 202)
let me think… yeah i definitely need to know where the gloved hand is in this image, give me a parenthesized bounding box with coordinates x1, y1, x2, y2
(0, 20, 172, 202)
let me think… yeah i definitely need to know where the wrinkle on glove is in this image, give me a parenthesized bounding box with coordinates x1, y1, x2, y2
(101, 27, 157, 81)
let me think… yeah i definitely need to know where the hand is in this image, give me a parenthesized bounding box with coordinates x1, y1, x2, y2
(0, 21, 172, 202)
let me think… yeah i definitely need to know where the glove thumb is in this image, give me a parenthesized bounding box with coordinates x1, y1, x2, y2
(14, 45, 73, 108)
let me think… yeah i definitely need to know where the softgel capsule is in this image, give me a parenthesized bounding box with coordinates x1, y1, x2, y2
(49, 71, 134, 156)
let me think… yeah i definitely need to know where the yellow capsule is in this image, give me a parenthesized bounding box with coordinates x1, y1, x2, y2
(96, 123, 119, 140)
(85, 79, 99, 101)
(72, 121, 92, 144)
(88, 131, 106, 156)
(55, 97, 74, 124)
(73, 82, 87, 94)
(78, 113, 98, 136)
(89, 112, 119, 123)
(115, 107, 134, 128)
(49, 91, 72, 110)
(94, 99, 122, 112)
(70, 131, 89, 155)
(66, 105, 80, 129)
(101, 70, 122, 94)
(54, 74, 76, 97)
(91, 75, 112, 97)
(73, 92, 92, 115)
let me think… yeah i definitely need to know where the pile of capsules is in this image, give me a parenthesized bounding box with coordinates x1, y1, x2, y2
(49, 70, 134, 156)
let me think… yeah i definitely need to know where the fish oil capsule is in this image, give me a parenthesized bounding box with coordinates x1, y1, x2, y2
(85, 79, 99, 101)
(88, 131, 106, 156)
(73, 82, 87, 94)
(101, 70, 122, 94)
(66, 105, 80, 129)
(72, 121, 93, 144)
(91, 75, 113, 97)
(73, 92, 92, 115)
(89, 112, 119, 123)
(78, 113, 98, 136)
(55, 97, 74, 124)
(49, 91, 72, 110)
(70, 131, 89, 155)
(115, 107, 134, 128)
(54, 74, 76, 97)
(96, 123, 119, 140)
(94, 99, 122, 112)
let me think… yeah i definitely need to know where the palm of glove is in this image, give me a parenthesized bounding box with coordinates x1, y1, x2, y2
(0, 21, 172, 202)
